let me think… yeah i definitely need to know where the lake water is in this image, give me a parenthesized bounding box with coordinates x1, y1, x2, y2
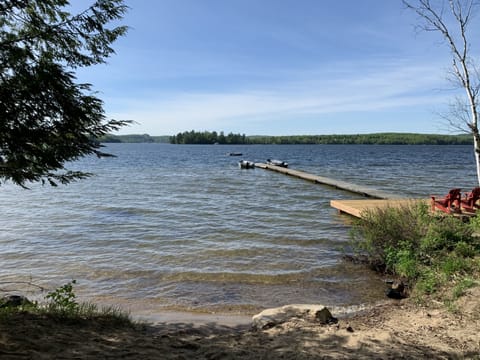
(0, 144, 477, 315)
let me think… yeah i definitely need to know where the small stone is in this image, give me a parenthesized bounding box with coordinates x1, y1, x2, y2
(386, 281, 407, 299)
(346, 326, 354, 333)
(0, 295, 32, 308)
(252, 304, 336, 330)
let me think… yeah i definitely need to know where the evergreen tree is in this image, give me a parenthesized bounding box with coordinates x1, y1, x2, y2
(0, 0, 129, 187)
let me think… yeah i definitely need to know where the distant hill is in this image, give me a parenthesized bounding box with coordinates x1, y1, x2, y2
(248, 133, 473, 145)
(99, 132, 473, 145)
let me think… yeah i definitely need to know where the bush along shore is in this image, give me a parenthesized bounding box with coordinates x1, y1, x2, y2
(349, 201, 480, 308)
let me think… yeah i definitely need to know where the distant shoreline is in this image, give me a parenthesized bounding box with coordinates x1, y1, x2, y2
(100, 132, 473, 145)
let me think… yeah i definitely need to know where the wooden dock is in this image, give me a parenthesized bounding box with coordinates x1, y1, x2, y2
(255, 163, 403, 199)
(253, 163, 428, 218)
(330, 198, 428, 218)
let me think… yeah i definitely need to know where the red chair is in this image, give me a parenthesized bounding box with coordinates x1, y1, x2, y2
(431, 188, 462, 214)
(461, 187, 480, 213)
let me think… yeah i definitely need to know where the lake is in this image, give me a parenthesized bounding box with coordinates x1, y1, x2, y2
(0, 144, 477, 315)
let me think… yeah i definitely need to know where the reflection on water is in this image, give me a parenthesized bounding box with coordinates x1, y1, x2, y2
(0, 144, 476, 314)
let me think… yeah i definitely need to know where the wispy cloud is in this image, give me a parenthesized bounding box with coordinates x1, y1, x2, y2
(108, 57, 455, 135)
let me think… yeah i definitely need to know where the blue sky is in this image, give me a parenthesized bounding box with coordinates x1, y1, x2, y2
(76, 0, 478, 136)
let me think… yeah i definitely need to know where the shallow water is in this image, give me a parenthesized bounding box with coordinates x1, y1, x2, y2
(0, 144, 476, 314)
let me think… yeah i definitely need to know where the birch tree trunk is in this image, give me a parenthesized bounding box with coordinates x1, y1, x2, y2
(474, 137, 480, 185)
(404, 0, 480, 185)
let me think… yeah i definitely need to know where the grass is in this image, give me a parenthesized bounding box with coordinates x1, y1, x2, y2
(0, 281, 135, 327)
(350, 201, 480, 305)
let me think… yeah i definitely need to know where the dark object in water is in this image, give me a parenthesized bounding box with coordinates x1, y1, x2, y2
(239, 160, 255, 169)
(267, 159, 288, 168)
(227, 152, 243, 156)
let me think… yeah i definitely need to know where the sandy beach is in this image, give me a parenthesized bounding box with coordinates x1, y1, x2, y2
(0, 287, 478, 359)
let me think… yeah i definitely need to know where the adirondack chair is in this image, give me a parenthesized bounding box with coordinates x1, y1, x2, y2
(431, 188, 462, 214)
(461, 187, 480, 213)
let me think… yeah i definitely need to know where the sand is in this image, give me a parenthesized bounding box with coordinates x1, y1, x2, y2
(0, 288, 479, 359)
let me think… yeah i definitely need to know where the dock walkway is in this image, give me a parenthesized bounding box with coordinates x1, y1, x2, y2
(253, 163, 427, 218)
(255, 163, 403, 199)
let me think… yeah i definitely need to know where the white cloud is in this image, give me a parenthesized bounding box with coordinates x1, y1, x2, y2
(108, 57, 456, 135)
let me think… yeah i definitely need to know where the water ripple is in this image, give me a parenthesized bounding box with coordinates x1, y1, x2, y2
(0, 144, 476, 313)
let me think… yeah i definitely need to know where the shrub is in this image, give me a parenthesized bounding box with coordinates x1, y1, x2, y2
(416, 268, 441, 295)
(440, 254, 471, 277)
(455, 241, 476, 258)
(45, 280, 79, 316)
(350, 201, 480, 301)
(351, 202, 429, 270)
(43, 281, 132, 324)
(394, 248, 419, 279)
(468, 212, 480, 231)
(421, 216, 473, 255)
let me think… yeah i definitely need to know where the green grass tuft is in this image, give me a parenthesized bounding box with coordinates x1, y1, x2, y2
(0, 281, 134, 327)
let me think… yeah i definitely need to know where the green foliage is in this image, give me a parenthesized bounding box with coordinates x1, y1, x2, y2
(247, 133, 472, 145)
(76, 302, 133, 325)
(351, 202, 429, 270)
(421, 216, 473, 254)
(0, 0, 129, 187)
(45, 280, 79, 315)
(99, 134, 170, 143)
(451, 278, 476, 300)
(0, 296, 38, 319)
(440, 254, 471, 277)
(0, 281, 133, 326)
(468, 212, 480, 232)
(170, 130, 249, 144)
(43, 280, 132, 324)
(351, 202, 480, 301)
(394, 248, 419, 279)
(416, 269, 440, 295)
(454, 241, 477, 258)
(105, 131, 473, 145)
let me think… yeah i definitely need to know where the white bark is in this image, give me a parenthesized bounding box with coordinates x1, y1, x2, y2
(404, 0, 480, 185)
(474, 137, 480, 185)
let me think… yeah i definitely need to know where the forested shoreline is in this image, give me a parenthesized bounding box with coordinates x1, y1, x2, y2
(100, 131, 473, 145)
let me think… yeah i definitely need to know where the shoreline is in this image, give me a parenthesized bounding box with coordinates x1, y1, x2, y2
(129, 299, 395, 328)
(132, 309, 253, 327)
(0, 289, 478, 358)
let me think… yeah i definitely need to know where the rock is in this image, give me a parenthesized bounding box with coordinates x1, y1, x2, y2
(0, 295, 32, 308)
(386, 281, 407, 299)
(252, 304, 337, 330)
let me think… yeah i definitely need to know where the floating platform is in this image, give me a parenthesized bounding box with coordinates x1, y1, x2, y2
(255, 163, 403, 199)
(330, 199, 428, 218)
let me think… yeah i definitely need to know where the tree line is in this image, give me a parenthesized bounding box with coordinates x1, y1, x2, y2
(99, 134, 170, 143)
(248, 133, 473, 145)
(169, 131, 248, 144)
(99, 131, 472, 145)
